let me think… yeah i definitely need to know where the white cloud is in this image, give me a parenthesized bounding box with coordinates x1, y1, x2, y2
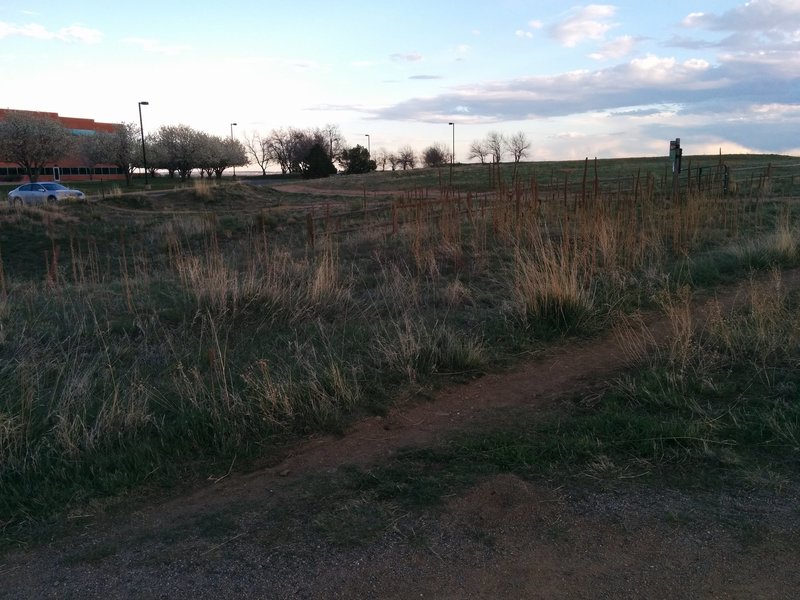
(550, 4, 617, 47)
(683, 58, 710, 71)
(0, 21, 102, 43)
(588, 35, 637, 60)
(516, 18, 544, 39)
(681, 12, 706, 27)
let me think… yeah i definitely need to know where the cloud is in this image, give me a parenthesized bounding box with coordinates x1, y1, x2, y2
(589, 35, 638, 60)
(390, 52, 423, 62)
(549, 4, 617, 47)
(677, 0, 800, 51)
(409, 75, 444, 80)
(368, 50, 799, 125)
(516, 19, 544, 39)
(122, 37, 191, 55)
(682, 0, 800, 33)
(663, 35, 719, 50)
(551, 131, 586, 139)
(59, 25, 103, 44)
(0, 21, 102, 43)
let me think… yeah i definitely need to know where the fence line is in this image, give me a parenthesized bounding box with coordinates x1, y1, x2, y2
(303, 160, 800, 246)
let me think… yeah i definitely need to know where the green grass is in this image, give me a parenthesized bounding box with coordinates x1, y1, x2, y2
(332, 283, 800, 515)
(1, 157, 799, 543)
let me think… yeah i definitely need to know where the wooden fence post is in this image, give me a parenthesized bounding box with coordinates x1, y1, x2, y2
(306, 211, 315, 249)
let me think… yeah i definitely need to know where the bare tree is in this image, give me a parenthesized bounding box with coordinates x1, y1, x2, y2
(505, 131, 531, 164)
(0, 111, 72, 182)
(387, 152, 400, 171)
(486, 131, 506, 164)
(320, 123, 345, 166)
(267, 128, 293, 174)
(374, 148, 390, 171)
(422, 142, 449, 168)
(468, 139, 490, 164)
(268, 128, 324, 174)
(397, 146, 416, 170)
(244, 131, 271, 176)
(505, 131, 532, 182)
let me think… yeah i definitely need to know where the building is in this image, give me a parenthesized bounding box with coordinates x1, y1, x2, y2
(0, 109, 126, 182)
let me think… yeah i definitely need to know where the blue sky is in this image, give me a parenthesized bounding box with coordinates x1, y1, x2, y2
(1, 0, 798, 162)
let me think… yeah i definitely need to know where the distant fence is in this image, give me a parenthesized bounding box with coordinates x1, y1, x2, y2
(303, 159, 800, 246)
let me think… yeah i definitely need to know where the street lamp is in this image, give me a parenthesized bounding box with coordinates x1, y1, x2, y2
(230, 122, 237, 177)
(364, 134, 370, 156)
(448, 122, 455, 186)
(138, 101, 149, 185)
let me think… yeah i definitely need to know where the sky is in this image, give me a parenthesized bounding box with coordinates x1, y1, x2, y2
(1, 0, 799, 164)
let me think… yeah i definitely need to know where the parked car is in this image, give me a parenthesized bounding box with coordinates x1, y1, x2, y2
(7, 182, 86, 206)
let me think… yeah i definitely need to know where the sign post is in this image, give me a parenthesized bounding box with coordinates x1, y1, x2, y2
(669, 138, 682, 174)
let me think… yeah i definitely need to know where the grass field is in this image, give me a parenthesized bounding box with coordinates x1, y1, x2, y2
(1, 153, 799, 544)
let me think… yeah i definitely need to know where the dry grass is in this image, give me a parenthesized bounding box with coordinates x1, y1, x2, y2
(372, 314, 486, 382)
(1, 170, 799, 524)
(512, 239, 594, 328)
(193, 178, 214, 199)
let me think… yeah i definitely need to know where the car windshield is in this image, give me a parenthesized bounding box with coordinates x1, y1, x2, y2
(41, 183, 68, 191)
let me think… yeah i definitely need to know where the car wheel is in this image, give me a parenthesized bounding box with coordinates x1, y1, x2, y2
(47, 195, 57, 204)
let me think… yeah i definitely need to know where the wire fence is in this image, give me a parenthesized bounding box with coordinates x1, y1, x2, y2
(303, 160, 800, 246)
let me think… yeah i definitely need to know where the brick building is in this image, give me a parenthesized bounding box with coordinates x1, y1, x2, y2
(0, 109, 126, 182)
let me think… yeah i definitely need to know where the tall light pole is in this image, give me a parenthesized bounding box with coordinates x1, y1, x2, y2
(364, 134, 370, 156)
(448, 122, 455, 186)
(138, 101, 149, 185)
(230, 122, 237, 177)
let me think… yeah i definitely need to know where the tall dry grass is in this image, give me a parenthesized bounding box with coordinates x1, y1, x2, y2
(1, 174, 799, 522)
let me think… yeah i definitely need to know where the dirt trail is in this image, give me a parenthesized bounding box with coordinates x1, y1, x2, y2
(3, 270, 799, 599)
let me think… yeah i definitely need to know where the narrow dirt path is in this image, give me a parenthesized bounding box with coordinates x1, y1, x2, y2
(3, 270, 799, 599)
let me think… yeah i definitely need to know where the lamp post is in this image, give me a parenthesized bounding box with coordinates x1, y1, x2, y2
(138, 101, 149, 185)
(448, 122, 455, 186)
(230, 122, 237, 177)
(364, 134, 370, 156)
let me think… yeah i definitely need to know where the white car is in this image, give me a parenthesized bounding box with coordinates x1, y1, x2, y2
(7, 182, 86, 206)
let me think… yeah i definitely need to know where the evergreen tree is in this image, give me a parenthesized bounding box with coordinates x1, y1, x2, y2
(301, 143, 336, 179)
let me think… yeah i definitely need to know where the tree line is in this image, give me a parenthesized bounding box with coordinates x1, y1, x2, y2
(0, 111, 250, 184)
(0, 110, 533, 184)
